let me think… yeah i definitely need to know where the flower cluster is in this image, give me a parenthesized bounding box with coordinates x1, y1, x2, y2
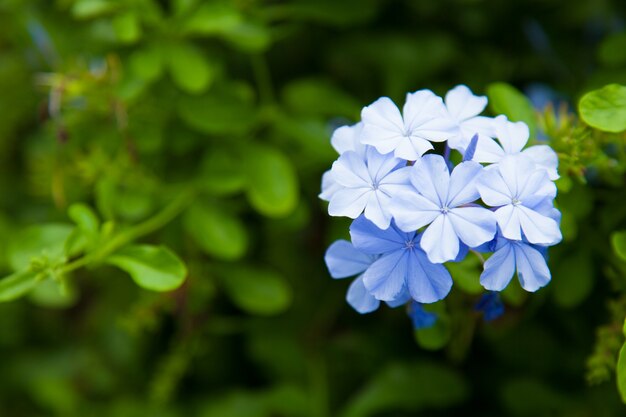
(321, 85, 561, 325)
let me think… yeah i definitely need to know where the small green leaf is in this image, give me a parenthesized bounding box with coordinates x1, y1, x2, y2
(129, 45, 164, 82)
(112, 12, 141, 44)
(71, 0, 119, 19)
(487, 82, 537, 135)
(166, 42, 214, 94)
(612, 231, 626, 261)
(414, 302, 450, 350)
(0, 270, 40, 302)
(68, 203, 100, 237)
(181, 2, 242, 35)
(616, 343, 626, 403)
(177, 91, 256, 134)
(221, 266, 292, 315)
(199, 147, 246, 195)
(106, 245, 187, 292)
(244, 145, 299, 218)
(446, 255, 483, 295)
(7, 224, 74, 271)
(183, 203, 248, 260)
(221, 22, 271, 52)
(579, 84, 626, 133)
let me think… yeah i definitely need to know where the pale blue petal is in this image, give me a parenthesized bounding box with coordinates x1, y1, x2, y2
(319, 170, 341, 202)
(349, 215, 405, 254)
(472, 135, 505, 163)
(476, 167, 512, 206)
(330, 122, 366, 156)
(406, 249, 453, 303)
(324, 240, 375, 279)
(393, 136, 433, 160)
(480, 242, 516, 291)
(346, 274, 381, 313)
(448, 207, 497, 248)
(494, 115, 529, 153)
(365, 147, 403, 183)
(517, 169, 556, 206)
(497, 154, 535, 198)
(522, 145, 559, 180)
(361, 97, 405, 154)
(420, 214, 460, 263)
(444, 85, 487, 121)
(364, 190, 392, 229)
(362, 249, 408, 301)
(389, 189, 440, 232)
(386, 288, 412, 308)
(330, 151, 371, 188)
(328, 187, 371, 219)
(447, 160, 483, 206)
(517, 206, 562, 245)
(495, 205, 523, 241)
(410, 154, 450, 206)
(513, 242, 551, 291)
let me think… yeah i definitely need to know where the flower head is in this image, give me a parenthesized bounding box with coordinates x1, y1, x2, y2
(361, 90, 458, 161)
(390, 154, 497, 263)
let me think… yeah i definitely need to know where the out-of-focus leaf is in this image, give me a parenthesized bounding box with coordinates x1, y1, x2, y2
(447, 255, 483, 295)
(221, 22, 271, 52)
(552, 250, 593, 308)
(71, 0, 119, 19)
(618, 342, 626, 403)
(199, 147, 246, 195)
(182, 2, 242, 35)
(612, 230, 626, 261)
(177, 91, 256, 134)
(243, 145, 299, 217)
(579, 84, 626, 132)
(68, 203, 100, 238)
(277, 0, 379, 27)
(7, 224, 74, 271)
(340, 362, 468, 417)
(129, 45, 164, 82)
(106, 245, 187, 291)
(599, 32, 626, 68)
(415, 302, 451, 350)
(28, 278, 78, 309)
(281, 78, 360, 117)
(500, 377, 570, 415)
(221, 266, 292, 315)
(487, 82, 537, 135)
(183, 203, 248, 260)
(165, 42, 214, 94)
(112, 12, 141, 43)
(0, 270, 39, 302)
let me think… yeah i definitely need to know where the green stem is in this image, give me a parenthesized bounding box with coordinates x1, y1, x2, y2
(60, 189, 196, 274)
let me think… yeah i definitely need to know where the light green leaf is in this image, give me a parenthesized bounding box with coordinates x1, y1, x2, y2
(129, 45, 164, 82)
(7, 224, 74, 271)
(579, 84, 626, 132)
(414, 302, 450, 350)
(221, 22, 271, 52)
(199, 147, 246, 195)
(618, 343, 626, 403)
(106, 245, 187, 291)
(71, 0, 119, 19)
(221, 266, 292, 315)
(68, 203, 100, 238)
(28, 278, 78, 309)
(446, 255, 483, 295)
(487, 82, 537, 135)
(112, 12, 141, 44)
(183, 203, 248, 260)
(177, 91, 256, 135)
(182, 2, 242, 36)
(166, 42, 214, 94)
(243, 145, 299, 218)
(612, 231, 626, 261)
(281, 78, 360, 118)
(0, 270, 40, 302)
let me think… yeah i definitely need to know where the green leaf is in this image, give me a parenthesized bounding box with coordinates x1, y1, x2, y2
(281, 78, 360, 118)
(177, 91, 256, 135)
(129, 45, 164, 82)
(112, 12, 141, 44)
(68, 203, 100, 238)
(183, 203, 248, 260)
(612, 231, 626, 261)
(579, 84, 626, 133)
(552, 250, 593, 308)
(199, 147, 246, 195)
(106, 245, 187, 292)
(414, 302, 450, 350)
(166, 42, 214, 94)
(71, 0, 119, 19)
(28, 278, 78, 309)
(598, 32, 626, 68)
(487, 82, 537, 135)
(7, 224, 74, 271)
(340, 362, 468, 417)
(243, 145, 299, 218)
(446, 255, 483, 295)
(221, 22, 271, 52)
(617, 343, 626, 403)
(221, 266, 292, 315)
(181, 2, 242, 36)
(0, 270, 40, 302)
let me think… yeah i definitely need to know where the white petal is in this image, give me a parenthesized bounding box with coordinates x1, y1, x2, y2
(394, 136, 433, 160)
(497, 154, 536, 198)
(330, 122, 365, 156)
(494, 115, 529, 154)
(366, 147, 403, 183)
(522, 145, 559, 180)
(404, 90, 458, 142)
(410, 154, 450, 207)
(346, 275, 381, 313)
(517, 206, 562, 245)
(461, 115, 496, 138)
(364, 190, 392, 229)
(447, 161, 483, 207)
(476, 168, 513, 206)
(480, 242, 516, 291)
(389, 189, 440, 232)
(513, 243, 551, 292)
(472, 135, 505, 163)
(448, 207, 497, 248)
(420, 215, 459, 263)
(361, 97, 405, 154)
(330, 152, 371, 188)
(445, 85, 488, 121)
(495, 205, 522, 241)
(328, 188, 371, 219)
(319, 170, 341, 202)
(362, 250, 408, 301)
(517, 169, 556, 206)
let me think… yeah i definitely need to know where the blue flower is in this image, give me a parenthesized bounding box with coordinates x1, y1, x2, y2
(475, 292, 505, 321)
(350, 216, 453, 304)
(476, 154, 561, 245)
(407, 301, 438, 329)
(324, 239, 410, 313)
(390, 154, 497, 263)
(327, 147, 412, 229)
(480, 233, 551, 292)
(442, 85, 495, 153)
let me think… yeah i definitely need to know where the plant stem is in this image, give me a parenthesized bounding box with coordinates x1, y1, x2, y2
(60, 189, 196, 274)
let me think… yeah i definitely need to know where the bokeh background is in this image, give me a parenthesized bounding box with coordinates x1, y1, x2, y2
(1, 0, 626, 416)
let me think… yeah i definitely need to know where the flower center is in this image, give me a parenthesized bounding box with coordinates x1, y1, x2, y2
(371, 181, 379, 191)
(440, 206, 450, 214)
(405, 240, 415, 249)
(511, 198, 522, 206)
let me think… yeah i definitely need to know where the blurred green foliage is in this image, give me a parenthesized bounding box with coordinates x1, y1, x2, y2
(1, 0, 626, 416)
